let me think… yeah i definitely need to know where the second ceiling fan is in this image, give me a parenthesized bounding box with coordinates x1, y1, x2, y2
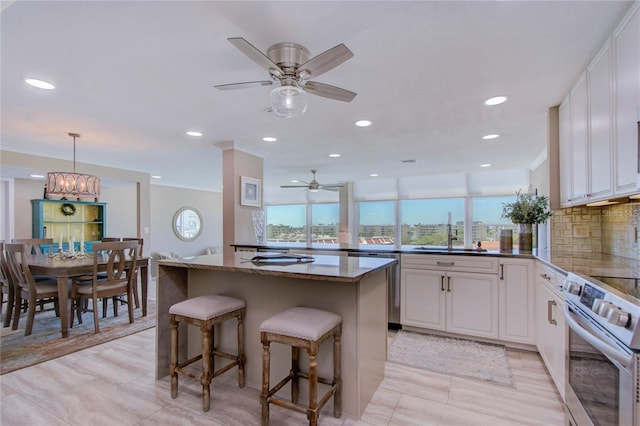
(215, 37, 356, 118)
(281, 170, 346, 192)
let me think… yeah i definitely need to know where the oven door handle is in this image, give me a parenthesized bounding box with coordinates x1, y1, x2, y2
(563, 303, 633, 371)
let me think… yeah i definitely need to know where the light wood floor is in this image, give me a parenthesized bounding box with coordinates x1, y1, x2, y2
(0, 324, 565, 425)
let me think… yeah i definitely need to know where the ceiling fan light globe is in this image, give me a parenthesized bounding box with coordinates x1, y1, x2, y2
(270, 85, 307, 119)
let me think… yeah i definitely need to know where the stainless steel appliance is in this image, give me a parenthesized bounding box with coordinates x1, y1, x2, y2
(561, 272, 640, 426)
(348, 251, 401, 329)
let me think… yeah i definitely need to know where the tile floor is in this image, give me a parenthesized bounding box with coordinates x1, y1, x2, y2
(0, 324, 565, 425)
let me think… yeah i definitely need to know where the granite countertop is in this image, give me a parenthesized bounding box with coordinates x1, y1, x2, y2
(158, 251, 396, 283)
(232, 243, 638, 279)
(536, 249, 639, 279)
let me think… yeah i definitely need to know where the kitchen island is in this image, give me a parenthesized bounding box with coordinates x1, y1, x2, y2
(156, 251, 395, 420)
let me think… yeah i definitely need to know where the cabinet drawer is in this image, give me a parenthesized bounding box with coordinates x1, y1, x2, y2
(535, 261, 567, 297)
(401, 254, 498, 273)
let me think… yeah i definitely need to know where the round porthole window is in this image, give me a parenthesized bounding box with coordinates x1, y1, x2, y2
(172, 207, 203, 242)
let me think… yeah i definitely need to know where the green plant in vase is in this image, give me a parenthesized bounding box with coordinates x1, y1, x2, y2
(501, 186, 552, 252)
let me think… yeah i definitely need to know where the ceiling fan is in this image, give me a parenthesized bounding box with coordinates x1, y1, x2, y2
(214, 37, 356, 118)
(281, 170, 346, 192)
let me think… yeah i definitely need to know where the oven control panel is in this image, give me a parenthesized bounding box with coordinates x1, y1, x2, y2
(563, 273, 640, 350)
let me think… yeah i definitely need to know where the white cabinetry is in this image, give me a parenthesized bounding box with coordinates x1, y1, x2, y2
(557, 3, 640, 205)
(498, 258, 535, 344)
(570, 73, 589, 205)
(613, 3, 640, 195)
(535, 262, 567, 400)
(587, 41, 613, 200)
(401, 254, 499, 340)
(558, 95, 573, 206)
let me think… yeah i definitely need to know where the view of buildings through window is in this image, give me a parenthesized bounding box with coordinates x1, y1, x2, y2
(266, 195, 519, 248)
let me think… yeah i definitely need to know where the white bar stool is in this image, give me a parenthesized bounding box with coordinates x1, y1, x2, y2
(169, 294, 246, 411)
(260, 306, 342, 426)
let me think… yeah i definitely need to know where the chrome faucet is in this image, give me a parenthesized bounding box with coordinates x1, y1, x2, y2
(447, 224, 457, 251)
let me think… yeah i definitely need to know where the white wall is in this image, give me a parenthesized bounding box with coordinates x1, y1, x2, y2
(150, 185, 222, 257)
(102, 184, 137, 239)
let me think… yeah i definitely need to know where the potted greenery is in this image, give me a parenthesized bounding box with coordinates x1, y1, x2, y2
(501, 187, 552, 252)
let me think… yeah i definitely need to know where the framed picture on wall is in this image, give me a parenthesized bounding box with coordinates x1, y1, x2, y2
(240, 176, 261, 207)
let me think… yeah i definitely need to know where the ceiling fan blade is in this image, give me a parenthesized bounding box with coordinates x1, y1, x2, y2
(303, 81, 357, 102)
(227, 37, 284, 75)
(297, 43, 353, 80)
(319, 183, 346, 189)
(320, 187, 340, 192)
(280, 184, 310, 188)
(214, 81, 273, 91)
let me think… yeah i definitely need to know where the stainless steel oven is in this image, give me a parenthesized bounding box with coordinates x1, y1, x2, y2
(562, 273, 640, 426)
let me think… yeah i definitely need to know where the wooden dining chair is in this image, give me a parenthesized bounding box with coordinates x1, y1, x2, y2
(0, 242, 16, 328)
(70, 240, 138, 333)
(122, 237, 143, 308)
(5, 243, 59, 336)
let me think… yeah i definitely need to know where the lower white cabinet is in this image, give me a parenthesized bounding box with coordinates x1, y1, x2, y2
(535, 264, 567, 400)
(498, 258, 535, 344)
(401, 267, 499, 339)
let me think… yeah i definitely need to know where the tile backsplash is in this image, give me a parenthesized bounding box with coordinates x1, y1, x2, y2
(550, 201, 639, 260)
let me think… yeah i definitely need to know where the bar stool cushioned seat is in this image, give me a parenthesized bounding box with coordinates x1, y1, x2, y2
(169, 294, 246, 412)
(260, 307, 342, 426)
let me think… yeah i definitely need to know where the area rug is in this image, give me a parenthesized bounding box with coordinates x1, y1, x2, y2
(0, 300, 156, 375)
(388, 330, 515, 388)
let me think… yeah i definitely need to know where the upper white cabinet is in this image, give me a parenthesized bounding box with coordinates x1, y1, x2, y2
(557, 3, 639, 206)
(613, 4, 640, 195)
(570, 72, 589, 205)
(587, 41, 614, 200)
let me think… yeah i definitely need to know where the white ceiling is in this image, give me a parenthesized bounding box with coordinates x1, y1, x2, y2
(1, 1, 634, 193)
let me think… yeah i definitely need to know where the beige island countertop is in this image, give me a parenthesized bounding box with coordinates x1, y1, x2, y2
(156, 252, 395, 420)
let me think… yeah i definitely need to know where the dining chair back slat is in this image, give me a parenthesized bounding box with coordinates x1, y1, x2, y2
(12, 238, 54, 255)
(1, 242, 16, 328)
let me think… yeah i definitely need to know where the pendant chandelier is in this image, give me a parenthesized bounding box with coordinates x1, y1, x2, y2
(45, 132, 100, 201)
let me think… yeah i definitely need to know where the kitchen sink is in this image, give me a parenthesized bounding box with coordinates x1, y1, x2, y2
(412, 247, 488, 254)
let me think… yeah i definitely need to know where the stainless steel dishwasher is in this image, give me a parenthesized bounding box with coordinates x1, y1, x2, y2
(347, 251, 401, 330)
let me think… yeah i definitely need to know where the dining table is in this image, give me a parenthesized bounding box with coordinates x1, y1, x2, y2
(25, 253, 150, 338)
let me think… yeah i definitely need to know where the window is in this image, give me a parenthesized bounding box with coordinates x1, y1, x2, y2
(471, 196, 517, 250)
(358, 201, 395, 245)
(311, 203, 339, 243)
(266, 204, 306, 243)
(400, 198, 464, 248)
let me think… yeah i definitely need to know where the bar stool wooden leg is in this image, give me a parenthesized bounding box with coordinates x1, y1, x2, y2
(291, 346, 300, 405)
(237, 310, 245, 388)
(261, 339, 271, 426)
(334, 325, 342, 418)
(307, 342, 319, 426)
(170, 314, 179, 399)
(201, 319, 213, 412)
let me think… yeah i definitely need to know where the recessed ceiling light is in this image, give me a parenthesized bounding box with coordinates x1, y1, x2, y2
(262, 136, 277, 142)
(355, 120, 372, 127)
(369, 173, 379, 177)
(329, 153, 341, 158)
(484, 96, 507, 106)
(152, 175, 162, 179)
(186, 131, 202, 137)
(480, 163, 492, 168)
(25, 78, 55, 90)
(482, 134, 500, 140)
(30, 174, 45, 179)
(291, 180, 299, 183)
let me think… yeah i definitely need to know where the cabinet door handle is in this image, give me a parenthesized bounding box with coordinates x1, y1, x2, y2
(547, 300, 557, 325)
(440, 275, 445, 291)
(447, 276, 452, 292)
(540, 273, 551, 281)
(500, 263, 504, 280)
(437, 261, 455, 266)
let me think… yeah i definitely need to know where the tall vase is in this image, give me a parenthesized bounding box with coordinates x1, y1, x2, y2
(252, 210, 265, 245)
(518, 223, 533, 253)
